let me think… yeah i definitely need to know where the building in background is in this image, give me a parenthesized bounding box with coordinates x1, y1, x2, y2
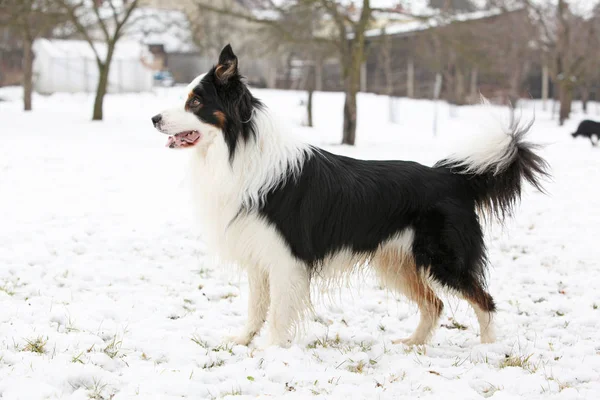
(141, 0, 281, 87)
(32, 39, 154, 94)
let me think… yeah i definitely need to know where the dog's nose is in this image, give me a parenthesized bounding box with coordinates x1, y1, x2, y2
(151, 114, 162, 127)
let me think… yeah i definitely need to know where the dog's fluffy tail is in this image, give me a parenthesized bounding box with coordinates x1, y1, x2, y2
(435, 104, 550, 224)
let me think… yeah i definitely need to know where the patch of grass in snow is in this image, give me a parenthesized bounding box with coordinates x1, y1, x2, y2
(0, 284, 15, 296)
(593, 303, 598, 310)
(441, 318, 468, 330)
(347, 358, 378, 374)
(211, 343, 233, 354)
(220, 387, 242, 397)
(390, 372, 407, 382)
(197, 268, 210, 278)
(65, 316, 79, 333)
(452, 355, 472, 367)
(191, 334, 209, 349)
(202, 358, 226, 369)
(307, 332, 341, 349)
(183, 298, 196, 313)
(221, 292, 237, 300)
(480, 383, 503, 398)
(22, 336, 47, 354)
(404, 345, 427, 357)
(499, 353, 538, 373)
(103, 335, 123, 359)
(307, 332, 373, 354)
(347, 360, 367, 374)
(85, 379, 114, 400)
(72, 352, 85, 364)
(542, 369, 573, 394)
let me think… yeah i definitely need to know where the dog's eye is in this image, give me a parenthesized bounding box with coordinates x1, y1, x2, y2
(190, 98, 201, 107)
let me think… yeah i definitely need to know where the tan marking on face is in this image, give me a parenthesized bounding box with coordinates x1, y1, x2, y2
(213, 111, 226, 128)
(185, 91, 194, 111)
(185, 92, 203, 112)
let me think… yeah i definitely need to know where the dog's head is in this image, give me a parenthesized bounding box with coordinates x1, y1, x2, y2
(151, 45, 261, 159)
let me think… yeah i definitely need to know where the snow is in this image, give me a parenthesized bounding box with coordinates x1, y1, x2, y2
(1, 85, 600, 399)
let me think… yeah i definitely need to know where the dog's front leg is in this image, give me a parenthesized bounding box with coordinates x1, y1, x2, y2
(266, 262, 311, 347)
(229, 266, 270, 346)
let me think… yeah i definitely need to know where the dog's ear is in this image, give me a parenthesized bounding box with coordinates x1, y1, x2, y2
(215, 44, 238, 84)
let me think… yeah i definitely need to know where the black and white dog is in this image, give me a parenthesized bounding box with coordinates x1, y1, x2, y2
(572, 120, 600, 146)
(151, 45, 549, 347)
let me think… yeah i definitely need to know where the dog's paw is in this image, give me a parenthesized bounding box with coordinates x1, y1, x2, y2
(392, 336, 427, 347)
(224, 332, 255, 346)
(265, 334, 292, 348)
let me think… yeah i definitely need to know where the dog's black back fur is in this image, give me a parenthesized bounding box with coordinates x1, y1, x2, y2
(259, 127, 548, 312)
(259, 150, 489, 301)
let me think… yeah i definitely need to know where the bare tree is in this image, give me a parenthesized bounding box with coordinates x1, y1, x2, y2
(0, 0, 64, 111)
(195, 0, 421, 145)
(525, 0, 599, 125)
(55, 0, 140, 121)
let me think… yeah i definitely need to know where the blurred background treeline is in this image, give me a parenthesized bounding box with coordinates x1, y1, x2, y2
(1, 0, 599, 144)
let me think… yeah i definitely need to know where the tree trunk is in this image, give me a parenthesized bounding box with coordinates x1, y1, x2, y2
(315, 58, 323, 92)
(453, 68, 466, 105)
(307, 88, 313, 128)
(558, 82, 572, 126)
(306, 64, 315, 128)
(343, 89, 357, 145)
(342, 50, 362, 145)
(541, 65, 549, 111)
(508, 67, 521, 107)
(92, 45, 115, 121)
(22, 36, 34, 111)
(284, 53, 294, 90)
(469, 67, 478, 102)
(581, 86, 590, 114)
(407, 58, 414, 98)
(93, 62, 109, 120)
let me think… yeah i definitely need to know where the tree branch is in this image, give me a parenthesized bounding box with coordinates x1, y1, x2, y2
(92, 1, 111, 42)
(195, 1, 335, 46)
(57, 0, 103, 65)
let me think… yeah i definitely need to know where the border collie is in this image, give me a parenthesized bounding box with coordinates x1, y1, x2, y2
(572, 120, 600, 146)
(151, 45, 549, 347)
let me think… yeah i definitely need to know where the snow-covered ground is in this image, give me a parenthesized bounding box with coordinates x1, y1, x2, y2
(1, 86, 599, 400)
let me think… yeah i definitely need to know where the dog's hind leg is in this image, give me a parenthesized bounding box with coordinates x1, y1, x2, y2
(265, 261, 312, 347)
(373, 249, 443, 346)
(463, 281, 497, 344)
(393, 265, 444, 346)
(229, 265, 270, 346)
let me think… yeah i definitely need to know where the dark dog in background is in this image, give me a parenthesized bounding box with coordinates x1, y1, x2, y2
(572, 120, 600, 146)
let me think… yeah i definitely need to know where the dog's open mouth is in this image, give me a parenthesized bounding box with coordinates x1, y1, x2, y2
(166, 131, 201, 149)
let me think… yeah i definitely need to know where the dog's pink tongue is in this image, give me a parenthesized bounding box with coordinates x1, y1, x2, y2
(166, 131, 201, 148)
